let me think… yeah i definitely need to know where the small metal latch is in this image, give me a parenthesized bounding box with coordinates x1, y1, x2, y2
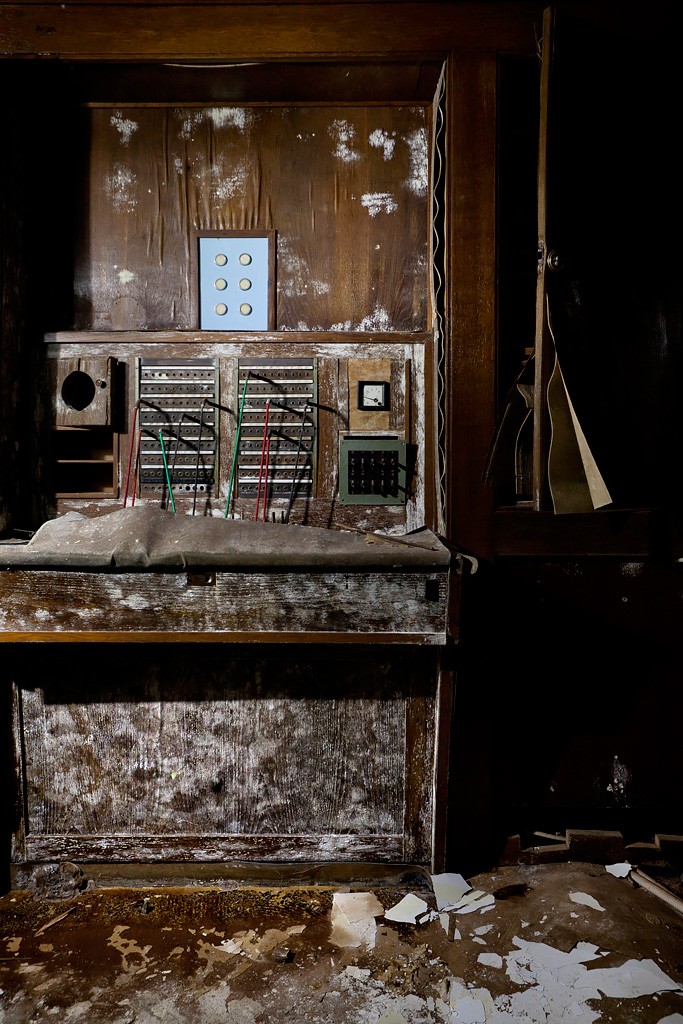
(186, 572, 216, 587)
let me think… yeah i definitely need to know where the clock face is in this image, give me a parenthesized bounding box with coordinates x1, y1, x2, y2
(358, 380, 390, 411)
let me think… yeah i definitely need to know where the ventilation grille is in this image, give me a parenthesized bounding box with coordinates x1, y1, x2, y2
(138, 358, 217, 496)
(236, 358, 316, 501)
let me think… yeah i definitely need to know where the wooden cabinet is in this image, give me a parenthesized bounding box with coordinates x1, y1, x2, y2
(0, 25, 464, 880)
(8, 645, 448, 873)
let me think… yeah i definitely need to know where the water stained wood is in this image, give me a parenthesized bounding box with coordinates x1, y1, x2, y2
(9, 646, 438, 865)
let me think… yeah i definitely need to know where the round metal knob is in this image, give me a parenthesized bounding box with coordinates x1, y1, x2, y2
(546, 249, 564, 272)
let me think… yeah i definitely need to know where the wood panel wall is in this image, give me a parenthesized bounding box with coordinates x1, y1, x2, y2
(75, 104, 431, 333)
(10, 645, 438, 865)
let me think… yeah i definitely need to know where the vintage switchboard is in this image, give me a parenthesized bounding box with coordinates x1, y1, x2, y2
(45, 335, 427, 531)
(1, 77, 455, 882)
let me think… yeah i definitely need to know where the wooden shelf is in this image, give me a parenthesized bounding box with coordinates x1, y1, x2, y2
(492, 506, 670, 558)
(51, 428, 118, 498)
(45, 330, 432, 350)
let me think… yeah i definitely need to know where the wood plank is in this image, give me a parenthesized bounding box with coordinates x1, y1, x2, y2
(46, 332, 432, 347)
(430, 656, 454, 872)
(11, 647, 435, 864)
(0, 570, 449, 640)
(532, 5, 552, 510)
(19, 683, 404, 840)
(9, 685, 26, 863)
(22, 834, 404, 862)
(0, 631, 447, 645)
(70, 105, 429, 333)
(403, 682, 436, 864)
(445, 53, 497, 560)
(0, 5, 543, 60)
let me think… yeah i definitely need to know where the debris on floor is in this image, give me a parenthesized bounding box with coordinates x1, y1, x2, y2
(1, 861, 682, 1023)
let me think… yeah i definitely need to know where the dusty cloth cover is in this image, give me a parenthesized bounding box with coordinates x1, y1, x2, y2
(0, 507, 451, 571)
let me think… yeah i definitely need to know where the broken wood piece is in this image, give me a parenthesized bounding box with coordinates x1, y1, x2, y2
(35, 906, 76, 936)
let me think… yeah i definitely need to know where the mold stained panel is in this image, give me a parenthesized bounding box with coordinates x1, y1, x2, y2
(13, 648, 435, 857)
(76, 105, 430, 333)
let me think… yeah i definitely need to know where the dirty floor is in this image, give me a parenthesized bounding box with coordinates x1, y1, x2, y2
(1, 861, 682, 1023)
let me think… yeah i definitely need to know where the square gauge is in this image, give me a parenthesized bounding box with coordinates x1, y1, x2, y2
(357, 380, 390, 411)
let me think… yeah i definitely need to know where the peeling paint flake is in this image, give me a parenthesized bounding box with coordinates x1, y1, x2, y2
(330, 892, 383, 949)
(384, 893, 430, 924)
(431, 871, 471, 911)
(569, 891, 606, 912)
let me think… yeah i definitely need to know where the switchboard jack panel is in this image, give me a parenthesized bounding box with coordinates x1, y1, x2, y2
(137, 358, 217, 496)
(339, 437, 408, 505)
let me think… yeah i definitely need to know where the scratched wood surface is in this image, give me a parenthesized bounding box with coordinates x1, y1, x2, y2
(10, 646, 437, 864)
(75, 105, 430, 334)
(0, 570, 449, 642)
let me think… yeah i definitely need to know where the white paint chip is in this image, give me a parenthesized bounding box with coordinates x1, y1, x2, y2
(431, 871, 471, 911)
(329, 892, 383, 949)
(452, 891, 496, 914)
(449, 994, 487, 1022)
(344, 965, 371, 980)
(478, 951, 503, 968)
(474, 923, 494, 936)
(569, 891, 606, 912)
(383, 893, 430, 924)
(583, 957, 683, 998)
(606, 862, 632, 877)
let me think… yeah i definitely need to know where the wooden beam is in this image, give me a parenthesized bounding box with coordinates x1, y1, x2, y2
(0, 569, 450, 642)
(0, 4, 542, 61)
(445, 52, 497, 559)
